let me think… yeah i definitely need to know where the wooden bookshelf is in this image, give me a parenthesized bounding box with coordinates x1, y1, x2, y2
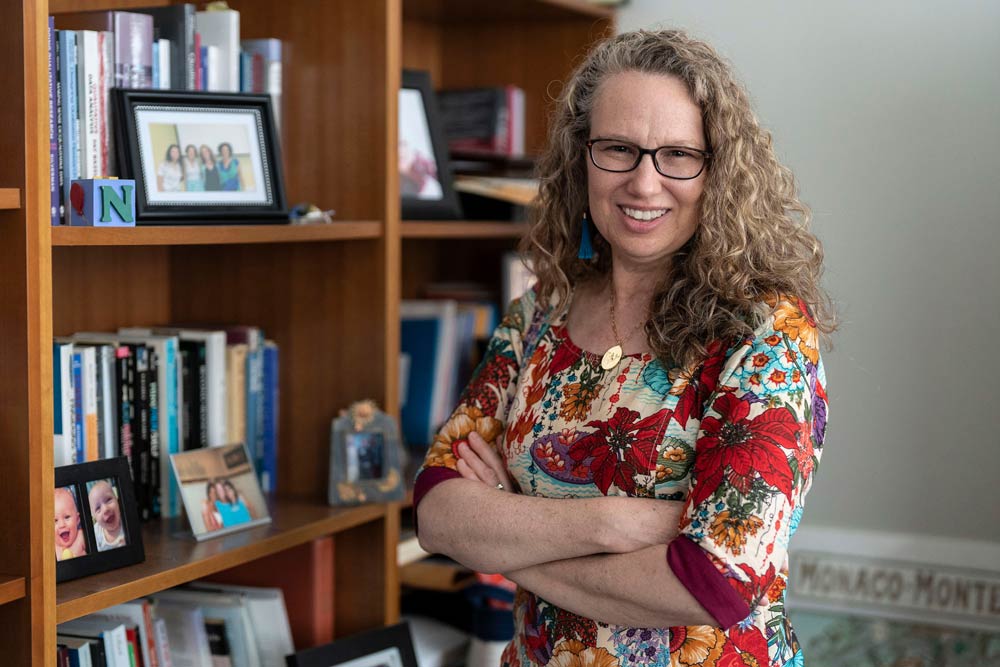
(0, 188, 20, 209)
(2, 0, 613, 661)
(401, 220, 528, 239)
(57, 500, 386, 623)
(52, 220, 383, 246)
(0, 575, 26, 606)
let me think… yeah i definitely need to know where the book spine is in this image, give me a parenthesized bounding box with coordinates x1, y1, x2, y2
(158, 38, 171, 89)
(207, 334, 227, 447)
(193, 32, 202, 91)
(116, 346, 133, 462)
(135, 345, 151, 520)
(82, 346, 98, 462)
(183, 9, 195, 90)
(48, 18, 59, 227)
(58, 30, 79, 223)
(99, 30, 113, 176)
(53, 343, 76, 467)
(76, 30, 101, 179)
(147, 345, 161, 518)
(71, 351, 84, 464)
(152, 40, 159, 88)
(163, 340, 181, 517)
(261, 342, 279, 493)
(101, 346, 118, 460)
(114, 12, 153, 89)
(54, 29, 65, 224)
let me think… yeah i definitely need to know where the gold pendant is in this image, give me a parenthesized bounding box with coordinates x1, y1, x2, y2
(601, 344, 623, 370)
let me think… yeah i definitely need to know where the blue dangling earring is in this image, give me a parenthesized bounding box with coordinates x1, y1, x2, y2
(578, 211, 594, 260)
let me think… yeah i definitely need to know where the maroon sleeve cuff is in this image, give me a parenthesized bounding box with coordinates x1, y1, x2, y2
(411, 467, 462, 535)
(667, 535, 752, 628)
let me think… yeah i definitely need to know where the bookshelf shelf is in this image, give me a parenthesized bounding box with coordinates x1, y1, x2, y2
(0, 188, 19, 209)
(51, 221, 383, 246)
(56, 500, 387, 624)
(404, 0, 613, 22)
(401, 221, 528, 239)
(0, 575, 26, 606)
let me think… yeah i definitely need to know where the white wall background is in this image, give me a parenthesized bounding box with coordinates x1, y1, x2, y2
(618, 1, 1000, 543)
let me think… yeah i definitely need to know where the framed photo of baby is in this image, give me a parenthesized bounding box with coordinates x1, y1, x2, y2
(114, 90, 287, 224)
(55, 457, 145, 583)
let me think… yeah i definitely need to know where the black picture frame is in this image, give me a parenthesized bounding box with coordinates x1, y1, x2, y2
(399, 70, 462, 220)
(287, 622, 418, 667)
(113, 89, 287, 225)
(55, 457, 145, 583)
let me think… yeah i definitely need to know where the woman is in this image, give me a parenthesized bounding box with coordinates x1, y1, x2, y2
(200, 480, 222, 532)
(216, 142, 242, 191)
(199, 144, 221, 191)
(182, 144, 205, 191)
(415, 29, 834, 667)
(156, 144, 183, 193)
(214, 479, 253, 527)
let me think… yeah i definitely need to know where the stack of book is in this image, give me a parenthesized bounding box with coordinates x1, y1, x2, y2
(437, 86, 525, 158)
(53, 325, 280, 520)
(56, 583, 294, 666)
(48, 4, 285, 224)
(399, 287, 500, 449)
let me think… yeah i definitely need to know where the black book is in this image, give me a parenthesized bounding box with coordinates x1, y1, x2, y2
(147, 344, 161, 519)
(178, 338, 207, 450)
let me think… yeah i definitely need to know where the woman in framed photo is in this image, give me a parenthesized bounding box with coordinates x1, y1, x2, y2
(217, 142, 243, 191)
(156, 144, 183, 193)
(199, 144, 222, 192)
(182, 144, 205, 192)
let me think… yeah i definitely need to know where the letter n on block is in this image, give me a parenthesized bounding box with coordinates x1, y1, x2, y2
(69, 179, 137, 227)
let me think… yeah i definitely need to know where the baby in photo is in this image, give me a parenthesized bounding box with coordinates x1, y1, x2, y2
(88, 479, 126, 551)
(54, 486, 87, 561)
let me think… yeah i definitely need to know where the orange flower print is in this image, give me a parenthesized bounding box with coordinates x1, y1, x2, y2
(709, 510, 765, 555)
(750, 352, 771, 371)
(669, 626, 725, 667)
(546, 640, 619, 667)
(767, 575, 787, 602)
(560, 381, 602, 421)
(427, 405, 504, 469)
(764, 334, 782, 347)
(770, 297, 819, 365)
(536, 441, 567, 474)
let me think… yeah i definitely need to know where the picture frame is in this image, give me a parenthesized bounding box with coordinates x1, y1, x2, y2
(329, 400, 406, 506)
(399, 70, 463, 220)
(55, 457, 145, 583)
(170, 443, 272, 541)
(113, 89, 287, 224)
(287, 622, 418, 667)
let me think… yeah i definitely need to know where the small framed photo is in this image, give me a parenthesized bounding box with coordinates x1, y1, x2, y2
(170, 443, 271, 540)
(287, 622, 418, 667)
(399, 70, 462, 220)
(329, 400, 405, 506)
(55, 457, 145, 583)
(114, 89, 287, 224)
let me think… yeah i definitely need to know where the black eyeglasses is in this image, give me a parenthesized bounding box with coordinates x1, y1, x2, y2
(586, 139, 712, 180)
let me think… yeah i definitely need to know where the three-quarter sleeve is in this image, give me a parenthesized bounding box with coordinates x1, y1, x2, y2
(412, 289, 536, 512)
(667, 297, 828, 628)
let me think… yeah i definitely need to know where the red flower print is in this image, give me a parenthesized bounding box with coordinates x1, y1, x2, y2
(461, 351, 517, 416)
(569, 407, 670, 495)
(718, 625, 769, 667)
(692, 393, 798, 507)
(672, 341, 727, 429)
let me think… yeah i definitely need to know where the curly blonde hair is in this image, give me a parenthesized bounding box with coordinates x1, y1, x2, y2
(522, 29, 836, 368)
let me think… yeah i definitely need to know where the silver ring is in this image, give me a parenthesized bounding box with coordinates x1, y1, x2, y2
(495, 482, 505, 491)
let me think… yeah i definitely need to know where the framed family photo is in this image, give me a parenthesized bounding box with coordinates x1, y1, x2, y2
(329, 400, 405, 506)
(170, 443, 271, 541)
(287, 622, 418, 667)
(114, 90, 287, 224)
(55, 457, 145, 583)
(399, 70, 462, 220)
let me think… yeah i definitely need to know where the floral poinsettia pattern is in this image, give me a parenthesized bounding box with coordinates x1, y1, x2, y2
(419, 292, 826, 667)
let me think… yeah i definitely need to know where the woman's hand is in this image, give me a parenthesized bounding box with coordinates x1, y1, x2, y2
(454, 431, 513, 492)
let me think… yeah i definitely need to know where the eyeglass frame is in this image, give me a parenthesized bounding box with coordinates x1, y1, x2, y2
(585, 138, 713, 180)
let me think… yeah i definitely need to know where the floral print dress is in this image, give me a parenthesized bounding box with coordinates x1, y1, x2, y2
(415, 288, 828, 667)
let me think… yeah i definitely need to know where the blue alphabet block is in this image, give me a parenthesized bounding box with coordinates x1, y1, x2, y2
(69, 179, 137, 227)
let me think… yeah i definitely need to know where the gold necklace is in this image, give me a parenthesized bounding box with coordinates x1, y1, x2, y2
(602, 288, 647, 370)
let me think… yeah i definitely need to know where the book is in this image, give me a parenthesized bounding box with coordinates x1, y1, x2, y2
(153, 600, 213, 667)
(151, 328, 227, 448)
(502, 251, 536, 309)
(53, 341, 76, 467)
(75, 30, 102, 179)
(127, 4, 196, 90)
(53, 10, 154, 88)
(226, 343, 247, 446)
(195, 8, 240, 92)
(240, 38, 282, 131)
(260, 340, 279, 493)
(58, 616, 132, 667)
(56, 636, 95, 667)
(156, 38, 171, 89)
(152, 589, 261, 667)
(400, 300, 459, 448)
(48, 17, 59, 227)
(104, 598, 159, 667)
(57, 29, 80, 223)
